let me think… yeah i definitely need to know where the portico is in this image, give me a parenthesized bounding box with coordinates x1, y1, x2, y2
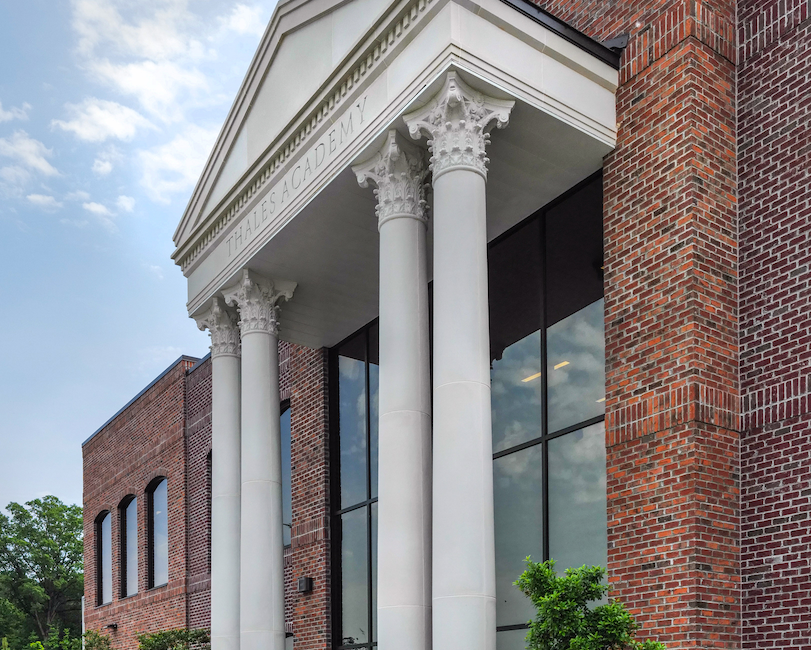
(176, 0, 616, 649)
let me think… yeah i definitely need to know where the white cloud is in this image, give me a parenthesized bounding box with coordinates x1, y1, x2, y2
(221, 4, 267, 37)
(0, 166, 31, 188)
(0, 101, 31, 123)
(82, 201, 116, 232)
(82, 201, 112, 216)
(52, 98, 155, 142)
(0, 131, 58, 176)
(139, 124, 218, 202)
(116, 195, 135, 212)
(65, 190, 91, 201)
(91, 146, 122, 176)
(92, 159, 113, 175)
(89, 59, 208, 123)
(26, 194, 63, 210)
(143, 263, 164, 280)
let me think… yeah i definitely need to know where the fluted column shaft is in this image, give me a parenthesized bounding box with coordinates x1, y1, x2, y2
(196, 299, 242, 650)
(224, 269, 296, 650)
(353, 130, 432, 650)
(405, 72, 514, 650)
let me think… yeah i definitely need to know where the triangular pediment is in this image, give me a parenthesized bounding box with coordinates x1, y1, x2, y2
(174, 0, 392, 252)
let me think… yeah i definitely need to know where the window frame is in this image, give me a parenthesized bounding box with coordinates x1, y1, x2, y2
(330, 320, 378, 650)
(146, 476, 169, 589)
(118, 495, 138, 598)
(489, 171, 605, 636)
(95, 510, 112, 606)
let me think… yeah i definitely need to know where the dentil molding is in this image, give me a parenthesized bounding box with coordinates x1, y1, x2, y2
(352, 129, 429, 229)
(403, 71, 514, 180)
(222, 269, 297, 336)
(194, 297, 241, 358)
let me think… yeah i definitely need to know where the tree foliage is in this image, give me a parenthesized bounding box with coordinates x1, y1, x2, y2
(136, 629, 210, 650)
(0, 497, 83, 646)
(515, 559, 665, 650)
(82, 630, 113, 650)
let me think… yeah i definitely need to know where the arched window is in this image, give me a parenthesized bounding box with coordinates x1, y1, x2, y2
(119, 496, 138, 597)
(147, 477, 169, 588)
(95, 511, 112, 605)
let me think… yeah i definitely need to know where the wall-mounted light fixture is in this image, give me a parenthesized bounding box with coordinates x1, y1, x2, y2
(297, 577, 314, 593)
(104, 624, 118, 631)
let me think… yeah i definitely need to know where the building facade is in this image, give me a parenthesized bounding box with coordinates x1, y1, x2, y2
(83, 0, 811, 649)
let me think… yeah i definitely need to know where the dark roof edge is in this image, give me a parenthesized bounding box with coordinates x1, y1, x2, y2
(499, 0, 621, 70)
(82, 354, 201, 448)
(188, 351, 212, 374)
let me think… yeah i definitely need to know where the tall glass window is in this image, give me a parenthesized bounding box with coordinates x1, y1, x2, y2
(96, 511, 112, 605)
(331, 323, 379, 650)
(148, 477, 169, 588)
(120, 496, 138, 597)
(490, 174, 606, 648)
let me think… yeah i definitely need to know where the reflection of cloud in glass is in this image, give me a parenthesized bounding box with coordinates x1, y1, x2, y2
(339, 356, 367, 507)
(548, 422, 607, 572)
(547, 299, 605, 433)
(341, 508, 368, 644)
(491, 331, 542, 452)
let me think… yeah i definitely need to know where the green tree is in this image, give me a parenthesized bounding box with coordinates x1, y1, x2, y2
(136, 629, 210, 650)
(0, 497, 83, 644)
(516, 559, 665, 650)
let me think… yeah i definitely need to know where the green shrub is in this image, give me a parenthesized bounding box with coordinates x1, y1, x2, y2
(515, 559, 665, 650)
(136, 629, 210, 650)
(82, 630, 112, 650)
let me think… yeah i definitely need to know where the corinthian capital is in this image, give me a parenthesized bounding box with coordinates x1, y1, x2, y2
(352, 130, 429, 229)
(195, 297, 241, 358)
(403, 71, 514, 180)
(222, 269, 297, 336)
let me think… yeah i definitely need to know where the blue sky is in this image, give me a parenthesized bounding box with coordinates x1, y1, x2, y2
(0, 0, 276, 510)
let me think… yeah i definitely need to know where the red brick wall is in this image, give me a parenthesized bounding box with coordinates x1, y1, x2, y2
(83, 357, 198, 650)
(533, 2, 741, 647)
(185, 358, 212, 631)
(738, 1, 811, 646)
(287, 346, 331, 650)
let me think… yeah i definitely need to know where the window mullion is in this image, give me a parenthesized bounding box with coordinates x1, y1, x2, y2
(540, 208, 550, 563)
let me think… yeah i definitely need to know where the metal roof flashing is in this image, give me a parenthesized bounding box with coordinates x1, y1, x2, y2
(82, 355, 201, 448)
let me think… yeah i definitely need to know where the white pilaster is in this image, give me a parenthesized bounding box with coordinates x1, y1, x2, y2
(224, 269, 296, 650)
(404, 72, 514, 650)
(353, 130, 432, 650)
(195, 298, 242, 650)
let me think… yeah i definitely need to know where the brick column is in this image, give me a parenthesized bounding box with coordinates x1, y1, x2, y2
(532, 1, 740, 648)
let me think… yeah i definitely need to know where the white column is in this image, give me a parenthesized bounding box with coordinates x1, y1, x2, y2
(353, 130, 432, 650)
(404, 72, 514, 650)
(195, 298, 242, 650)
(224, 269, 296, 650)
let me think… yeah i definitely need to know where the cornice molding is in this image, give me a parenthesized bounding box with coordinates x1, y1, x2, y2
(194, 297, 241, 358)
(403, 71, 514, 180)
(222, 269, 297, 336)
(352, 129, 429, 229)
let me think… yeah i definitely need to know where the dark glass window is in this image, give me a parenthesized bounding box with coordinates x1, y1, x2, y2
(490, 174, 606, 646)
(96, 511, 112, 605)
(331, 323, 379, 650)
(119, 496, 138, 597)
(148, 478, 169, 588)
(282, 402, 292, 546)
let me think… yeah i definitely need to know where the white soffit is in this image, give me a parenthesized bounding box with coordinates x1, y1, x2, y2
(176, 0, 618, 348)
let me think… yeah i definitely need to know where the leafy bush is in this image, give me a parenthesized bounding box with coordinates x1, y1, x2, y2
(515, 559, 665, 650)
(136, 629, 210, 650)
(82, 630, 113, 650)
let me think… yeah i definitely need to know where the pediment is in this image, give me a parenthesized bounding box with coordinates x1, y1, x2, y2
(174, 0, 392, 252)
